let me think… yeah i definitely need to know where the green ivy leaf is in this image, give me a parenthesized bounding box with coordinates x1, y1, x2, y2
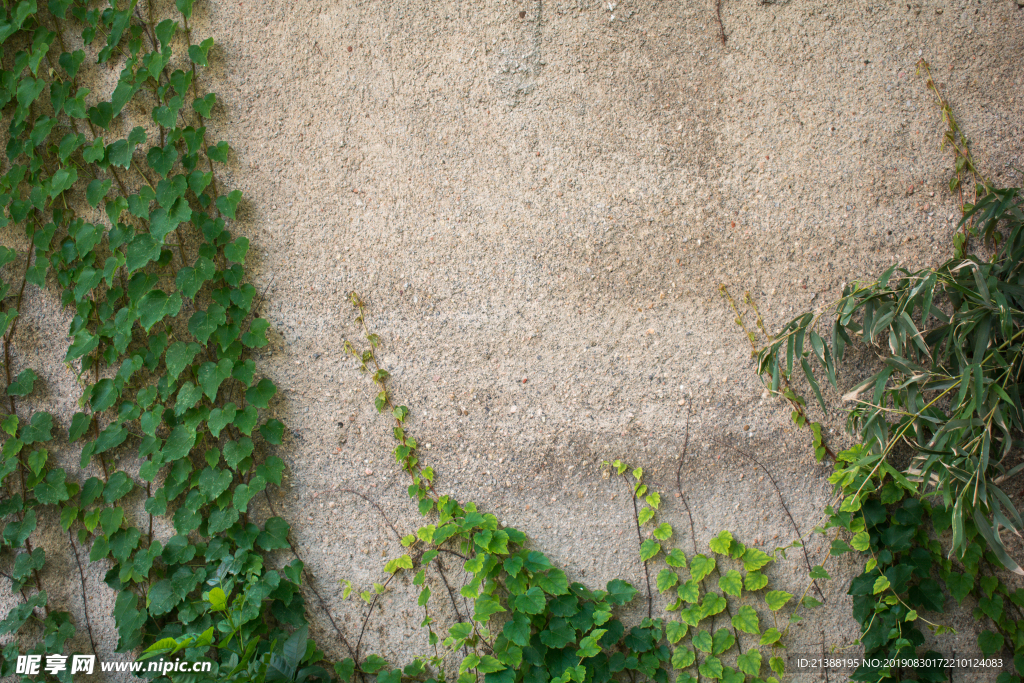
(689, 554, 716, 582)
(946, 572, 974, 604)
(207, 141, 230, 163)
(676, 579, 699, 604)
(148, 144, 178, 177)
(978, 630, 1004, 656)
(741, 547, 772, 572)
(197, 467, 233, 500)
(535, 568, 569, 596)
(503, 612, 531, 646)
(765, 590, 792, 611)
(737, 649, 762, 677)
(198, 358, 233, 401)
(138, 291, 182, 332)
(745, 571, 768, 591)
(606, 578, 637, 606)
(474, 595, 505, 622)
(161, 425, 196, 462)
(125, 233, 162, 273)
(246, 378, 276, 408)
(176, 256, 215, 299)
(709, 530, 733, 555)
(335, 660, 355, 683)
(217, 192, 244, 222)
(109, 526, 141, 563)
(188, 37, 214, 66)
(68, 411, 91, 444)
(639, 539, 661, 562)
(576, 629, 606, 659)
(223, 437, 254, 469)
(149, 198, 192, 242)
(665, 621, 687, 645)
(850, 531, 871, 552)
(208, 507, 239, 534)
(48, 167, 77, 197)
(759, 628, 782, 646)
(26, 448, 47, 476)
(475, 657, 506, 675)
(671, 646, 695, 670)
(86, 179, 112, 207)
(7, 369, 37, 397)
(665, 548, 687, 568)
(174, 382, 203, 416)
(34, 469, 70, 505)
(718, 570, 742, 597)
(242, 318, 271, 348)
(731, 605, 760, 635)
(259, 419, 285, 445)
(188, 304, 226, 344)
(164, 342, 201, 381)
(234, 405, 258, 435)
(693, 630, 713, 654)
(193, 92, 215, 117)
(711, 628, 735, 656)
(104, 471, 134, 503)
(656, 569, 679, 593)
(513, 587, 545, 615)
(257, 517, 290, 551)
(99, 506, 124, 537)
(653, 523, 672, 541)
(699, 593, 727, 619)
(147, 579, 177, 616)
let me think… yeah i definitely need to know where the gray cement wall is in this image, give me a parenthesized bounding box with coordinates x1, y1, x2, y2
(4, 0, 1024, 678)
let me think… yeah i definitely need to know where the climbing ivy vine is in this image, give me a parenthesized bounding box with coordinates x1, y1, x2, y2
(0, 0, 301, 678)
(325, 295, 818, 683)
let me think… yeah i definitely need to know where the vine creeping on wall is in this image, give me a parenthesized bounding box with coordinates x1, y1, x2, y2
(0, 0, 307, 678)
(0, 2, 821, 682)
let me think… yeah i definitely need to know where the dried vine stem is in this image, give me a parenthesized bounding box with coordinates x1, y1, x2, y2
(674, 399, 699, 555)
(708, 435, 824, 602)
(715, 0, 727, 44)
(68, 531, 97, 658)
(262, 490, 356, 659)
(626, 476, 654, 619)
(336, 488, 403, 542)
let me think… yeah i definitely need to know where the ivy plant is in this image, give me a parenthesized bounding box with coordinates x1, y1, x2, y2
(755, 185, 1023, 571)
(0, 0, 310, 679)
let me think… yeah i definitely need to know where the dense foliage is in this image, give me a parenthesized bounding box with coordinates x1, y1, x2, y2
(753, 186, 1024, 681)
(759, 185, 1024, 569)
(0, 0, 302, 678)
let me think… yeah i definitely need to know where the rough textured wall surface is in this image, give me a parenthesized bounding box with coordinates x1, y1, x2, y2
(4, 0, 1024, 675)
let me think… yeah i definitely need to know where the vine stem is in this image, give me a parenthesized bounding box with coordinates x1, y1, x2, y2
(336, 488, 402, 541)
(674, 399, 698, 555)
(435, 555, 468, 644)
(2, 242, 49, 615)
(626, 476, 653, 619)
(714, 0, 726, 44)
(261, 489, 356, 659)
(354, 572, 398, 663)
(708, 435, 825, 603)
(69, 530, 98, 657)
